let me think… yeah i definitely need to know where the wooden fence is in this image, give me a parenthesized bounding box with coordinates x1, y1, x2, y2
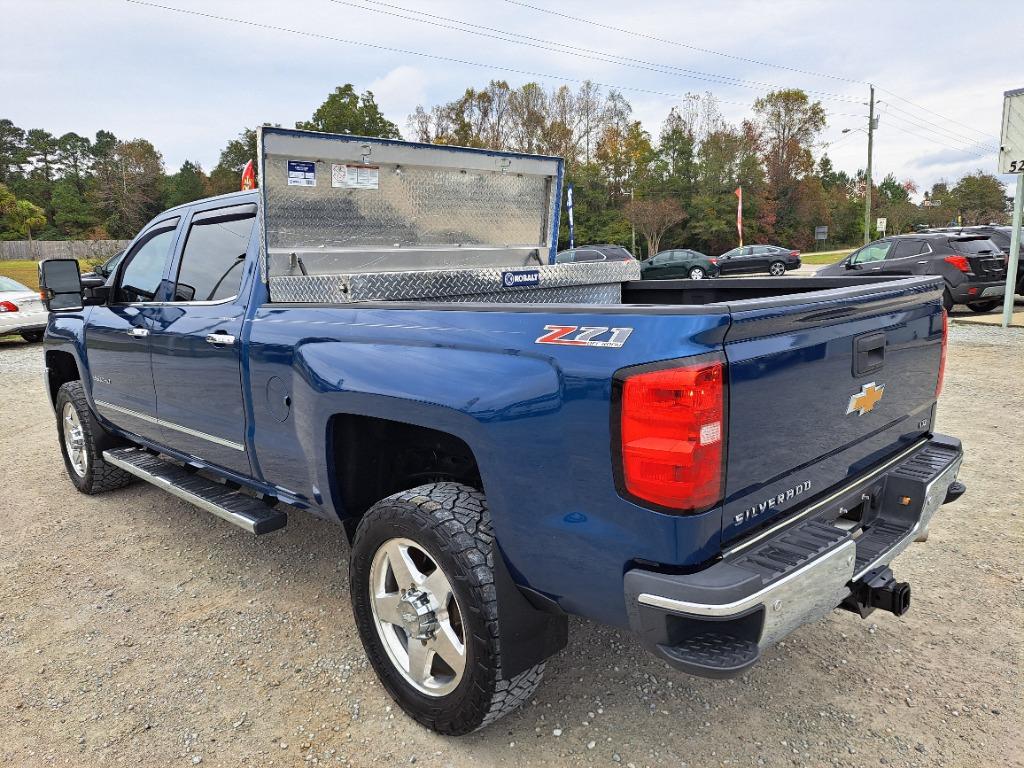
(0, 240, 130, 261)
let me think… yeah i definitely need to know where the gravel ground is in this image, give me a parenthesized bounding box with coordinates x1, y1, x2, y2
(0, 330, 1021, 768)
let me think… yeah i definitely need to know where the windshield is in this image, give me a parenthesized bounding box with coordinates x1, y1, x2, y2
(951, 238, 1000, 255)
(0, 276, 31, 292)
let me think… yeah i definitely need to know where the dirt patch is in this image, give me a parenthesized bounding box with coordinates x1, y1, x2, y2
(0, 331, 1021, 767)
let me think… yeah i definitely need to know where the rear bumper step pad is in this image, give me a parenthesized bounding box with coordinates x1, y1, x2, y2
(624, 435, 963, 678)
(103, 447, 287, 535)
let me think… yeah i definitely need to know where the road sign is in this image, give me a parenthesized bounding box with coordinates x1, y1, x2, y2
(998, 87, 1024, 174)
(876, 217, 887, 235)
(814, 225, 828, 241)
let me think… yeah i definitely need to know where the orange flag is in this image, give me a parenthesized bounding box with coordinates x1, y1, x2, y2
(240, 160, 256, 190)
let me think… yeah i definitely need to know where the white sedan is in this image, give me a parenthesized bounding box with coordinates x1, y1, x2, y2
(0, 275, 48, 342)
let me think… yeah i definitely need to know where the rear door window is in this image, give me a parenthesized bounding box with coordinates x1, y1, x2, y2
(889, 239, 924, 259)
(173, 204, 256, 302)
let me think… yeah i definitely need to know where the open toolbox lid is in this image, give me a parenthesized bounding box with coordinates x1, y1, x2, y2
(258, 127, 564, 282)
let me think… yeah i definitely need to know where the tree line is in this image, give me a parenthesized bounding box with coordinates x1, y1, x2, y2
(1, 82, 1009, 256)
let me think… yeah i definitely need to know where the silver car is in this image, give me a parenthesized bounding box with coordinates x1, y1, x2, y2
(0, 275, 48, 342)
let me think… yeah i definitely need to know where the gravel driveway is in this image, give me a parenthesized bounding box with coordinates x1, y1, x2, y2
(0, 329, 1021, 768)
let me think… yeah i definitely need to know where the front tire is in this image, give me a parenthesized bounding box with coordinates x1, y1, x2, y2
(350, 482, 545, 735)
(55, 381, 134, 494)
(688, 266, 706, 280)
(769, 260, 787, 276)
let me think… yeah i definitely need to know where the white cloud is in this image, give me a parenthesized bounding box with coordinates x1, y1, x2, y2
(367, 66, 429, 136)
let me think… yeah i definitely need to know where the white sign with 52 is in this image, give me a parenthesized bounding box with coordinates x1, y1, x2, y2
(999, 87, 1024, 174)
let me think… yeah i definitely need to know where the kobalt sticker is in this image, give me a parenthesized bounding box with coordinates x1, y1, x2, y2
(535, 325, 633, 348)
(501, 270, 540, 288)
(332, 163, 379, 189)
(287, 160, 316, 187)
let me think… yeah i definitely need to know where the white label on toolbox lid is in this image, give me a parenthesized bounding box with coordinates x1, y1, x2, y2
(286, 160, 316, 187)
(332, 163, 379, 189)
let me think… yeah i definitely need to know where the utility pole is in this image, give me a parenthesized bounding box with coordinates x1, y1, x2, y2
(863, 84, 875, 245)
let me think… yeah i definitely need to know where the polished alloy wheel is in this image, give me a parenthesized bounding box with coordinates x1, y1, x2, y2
(769, 261, 786, 276)
(369, 537, 467, 696)
(689, 267, 705, 280)
(62, 402, 87, 477)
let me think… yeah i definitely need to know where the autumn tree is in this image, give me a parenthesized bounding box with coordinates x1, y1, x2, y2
(91, 138, 165, 237)
(624, 198, 687, 258)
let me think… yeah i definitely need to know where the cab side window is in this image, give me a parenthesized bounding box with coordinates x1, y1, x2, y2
(851, 242, 890, 264)
(172, 205, 255, 302)
(116, 220, 179, 303)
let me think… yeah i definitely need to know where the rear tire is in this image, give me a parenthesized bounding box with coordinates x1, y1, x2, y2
(942, 289, 954, 311)
(55, 381, 134, 494)
(350, 482, 545, 735)
(966, 300, 999, 313)
(688, 266, 706, 280)
(769, 261, 787, 276)
(20, 330, 43, 343)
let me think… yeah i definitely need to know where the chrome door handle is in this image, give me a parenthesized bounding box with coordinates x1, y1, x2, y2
(205, 333, 236, 346)
(126, 327, 150, 338)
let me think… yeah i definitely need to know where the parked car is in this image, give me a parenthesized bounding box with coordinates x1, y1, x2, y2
(717, 244, 801, 276)
(0, 275, 48, 342)
(640, 248, 719, 279)
(923, 225, 1023, 297)
(81, 249, 126, 282)
(817, 233, 1007, 312)
(38, 129, 964, 735)
(555, 244, 635, 263)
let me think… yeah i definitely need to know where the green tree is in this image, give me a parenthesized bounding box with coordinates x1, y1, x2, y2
(209, 128, 258, 196)
(297, 85, 400, 138)
(163, 160, 208, 208)
(0, 119, 26, 184)
(4, 198, 47, 242)
(951, 171, 1008, 225)
(51, 180, 97, 236)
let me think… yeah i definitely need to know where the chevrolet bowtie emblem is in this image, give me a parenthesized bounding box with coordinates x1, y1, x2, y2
(847, 382, 885, 415)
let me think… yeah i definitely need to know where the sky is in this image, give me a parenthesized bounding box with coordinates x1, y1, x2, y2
(2, 0, 1022, 200)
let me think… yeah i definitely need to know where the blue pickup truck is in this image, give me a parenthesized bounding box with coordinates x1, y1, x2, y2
(37, 129, 965, 735)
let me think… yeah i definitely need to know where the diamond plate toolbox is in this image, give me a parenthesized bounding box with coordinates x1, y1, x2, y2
(269, 261, 639, 304)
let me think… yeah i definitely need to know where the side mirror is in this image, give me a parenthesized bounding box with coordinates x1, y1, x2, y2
(38, 259, 84, 311)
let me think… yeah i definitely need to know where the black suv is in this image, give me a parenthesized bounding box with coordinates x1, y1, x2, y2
(817, 233, 1007, 311)
(924, 226, 1022, 297)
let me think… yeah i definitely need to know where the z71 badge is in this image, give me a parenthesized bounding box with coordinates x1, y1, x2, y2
(535, 325, 633, 348)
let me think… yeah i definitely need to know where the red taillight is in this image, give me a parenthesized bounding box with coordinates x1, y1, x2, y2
(790, 250, 800, 257)
(936, 310, 948, 399)
(709, 258, 718, 264)
(944, 255, 970, 272)
(0, 300, 18, 313)
(616, 356, 726, 512)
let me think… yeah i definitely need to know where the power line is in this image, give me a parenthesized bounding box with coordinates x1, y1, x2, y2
(876, 85, 999, 143)
(123, 0, 752, 109)
(879, 108, 998, 155)
(877, 100, 999, 152)
(883, 122, 991, 161)
(504, 0, 1000, 148)
(328, 0, 863, 104)
(501, 0, 864, 85)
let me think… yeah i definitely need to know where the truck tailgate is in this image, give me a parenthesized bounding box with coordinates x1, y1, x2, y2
(721, 277, 944, 543)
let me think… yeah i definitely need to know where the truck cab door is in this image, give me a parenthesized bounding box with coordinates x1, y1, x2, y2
(87, 217, 180, 444)
(148, 201, 257, 476)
